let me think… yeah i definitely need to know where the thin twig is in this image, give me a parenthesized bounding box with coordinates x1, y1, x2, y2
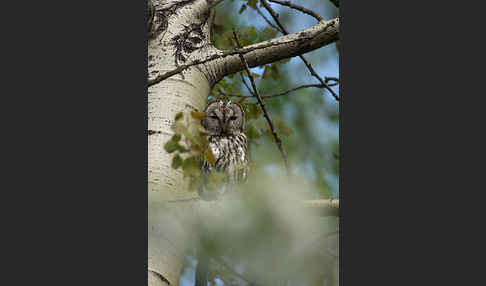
(262, 84, 332, 98)
(239, 72, 255, 96)
(219, 82, 338, 99)
(325, 76, 339, 83)
(232, 29, 290, 173)
(256, 7, 282, 32)
(260, 0, 340, 101)
(268, 0, 323, 21)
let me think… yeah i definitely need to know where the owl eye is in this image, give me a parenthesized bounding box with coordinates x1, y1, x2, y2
(229, 116, 237, 121)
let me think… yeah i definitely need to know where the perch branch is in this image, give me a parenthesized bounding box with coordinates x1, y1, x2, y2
(148, 18, 339, 86)
(302, 199, 339, 216)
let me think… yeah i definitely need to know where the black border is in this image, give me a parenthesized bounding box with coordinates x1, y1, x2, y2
(2, 0, 148, 284)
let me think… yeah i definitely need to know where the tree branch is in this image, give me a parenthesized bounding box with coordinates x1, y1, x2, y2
(233, 29, 290, 173)
(262, 84, 329, 99)
(219, 78, 339, 99)
(268, 0, 323, 21)
(148, 18, 339, 86)
(256, 6, 282, 32)
(163, 198, 340, 216)
(260, 0, 339, 101)
(302, 199, 339, 216)
(214, 18, 338, 84)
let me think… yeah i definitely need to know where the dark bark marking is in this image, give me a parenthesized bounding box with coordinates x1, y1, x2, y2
(148, 130, 163, 135)
(171, 9, 210, 66)
(149, 270, 171, 285)
(152, 0, 196, 38)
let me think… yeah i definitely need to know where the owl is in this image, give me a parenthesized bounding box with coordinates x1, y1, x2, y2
(199, 100, 249, 200)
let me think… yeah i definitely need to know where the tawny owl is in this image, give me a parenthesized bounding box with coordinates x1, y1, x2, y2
(199, 100, 249, 200)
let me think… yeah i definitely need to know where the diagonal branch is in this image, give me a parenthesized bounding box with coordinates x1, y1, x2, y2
(268, 0, 323, 21)
(260, 0, 339, 101)
(256, 6, 282, 32)
(148, 18, 339, 86)
(232, 29, 290, 173)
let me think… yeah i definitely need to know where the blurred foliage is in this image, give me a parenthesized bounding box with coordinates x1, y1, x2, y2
(177, 175, 339, 286)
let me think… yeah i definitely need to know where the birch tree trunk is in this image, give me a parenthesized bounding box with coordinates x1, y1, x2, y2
(147, 0, 339, 285)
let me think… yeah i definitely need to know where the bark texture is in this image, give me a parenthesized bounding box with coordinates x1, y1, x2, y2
(147, 0, 339, 285)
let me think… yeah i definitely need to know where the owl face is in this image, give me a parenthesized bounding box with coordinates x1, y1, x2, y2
(202, 100, 245, 136)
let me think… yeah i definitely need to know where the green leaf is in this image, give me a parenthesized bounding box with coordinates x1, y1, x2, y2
(182, 157, 200, 177)
(262, 66, 271, 79)
(172, 154, 183, 169)
(164, 140, 178, 153)
(239, 26, 257, 46)
(247, 0, 257, 9)
(244, 103, 262, 120)
(262, 26, 278, 39)
(245, 124, 262, 139)
(239, 4, 247, 14)
(172, 134, 181, 142)
(164, 139, 188, 154)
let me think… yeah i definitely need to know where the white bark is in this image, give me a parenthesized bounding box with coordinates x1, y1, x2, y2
(147, 0, 339, 284)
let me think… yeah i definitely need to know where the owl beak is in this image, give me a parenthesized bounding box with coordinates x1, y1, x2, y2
(222, 122, 230, 134)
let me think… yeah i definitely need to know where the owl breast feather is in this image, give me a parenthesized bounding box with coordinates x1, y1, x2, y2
(207, 134, 248, 173)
